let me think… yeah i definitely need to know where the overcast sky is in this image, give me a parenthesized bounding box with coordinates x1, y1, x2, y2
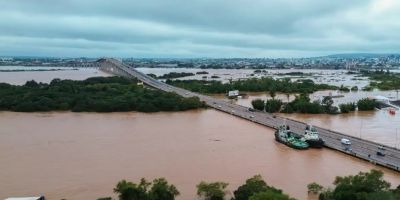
(0, 0, 399, 58)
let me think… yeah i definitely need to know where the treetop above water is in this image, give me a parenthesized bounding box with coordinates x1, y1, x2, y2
(0, 76, 205, 113)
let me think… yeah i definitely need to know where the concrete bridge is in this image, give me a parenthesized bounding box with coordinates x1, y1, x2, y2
(98, 58, 400, 172)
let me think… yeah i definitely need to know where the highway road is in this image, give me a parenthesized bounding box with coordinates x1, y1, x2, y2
(101, 58, 400, 172)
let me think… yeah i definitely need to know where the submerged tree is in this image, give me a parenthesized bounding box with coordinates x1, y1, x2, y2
(307, 182, 323, 195)
(249, 190, 294, 200)
(197, 181, 229, 200)
(232, 175, 295, 200)
(114, 179, 150, 200)
(319, 169, 394, 200)
(265, 99, 283, 113)
(251, 99, 265, 111)
(113, 178, 179, 200)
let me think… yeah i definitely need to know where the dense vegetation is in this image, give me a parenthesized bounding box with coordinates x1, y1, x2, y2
(196, 71, 209, 75)
(99, 175, 295, 200)
(252, 98, 283, 113)
(232, 175, 294, 200)
(280, 95, 338, 114)
(276, 72, 312, 76)
(315, 170, 400, 200)
(110, 178, 179, 200)
(265, 99, 283, 113)
(338, 102, 356, 113)
(251, 94, 377, 114)
(100, 170, 400, 200)
(0, 77, 205, 112)
(251, 99, 265, 111)
(360, 70, 400, 90)
(197, 181, 229, 200)
(157, 72, 195, 79)
(166, 78, 337, 94)
(338, 85, 350, 92)
(357, 98, 377, 111)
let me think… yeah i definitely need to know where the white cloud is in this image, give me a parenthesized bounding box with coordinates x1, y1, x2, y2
(0, 0, 399, 57)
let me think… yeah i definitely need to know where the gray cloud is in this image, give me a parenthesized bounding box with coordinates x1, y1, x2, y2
(0, 0, 399, 57)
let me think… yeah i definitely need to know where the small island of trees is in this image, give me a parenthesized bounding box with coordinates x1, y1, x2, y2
(166, 78, 338, 94)
(251, 95, 377, 114)
(360, 70, 400, 91)
(0, 77, 205, 112)
(147, 72, 195, 79)
(157, 72, 195, 79)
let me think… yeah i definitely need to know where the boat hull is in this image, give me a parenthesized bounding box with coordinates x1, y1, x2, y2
(274, 131, 309, 150)
(306, 139, 325, 148)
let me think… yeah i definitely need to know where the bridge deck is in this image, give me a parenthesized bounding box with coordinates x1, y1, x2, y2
(100, 58, 400, 172)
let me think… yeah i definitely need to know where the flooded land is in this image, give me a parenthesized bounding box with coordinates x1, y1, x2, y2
(0, 67, 110, 85)
(0, 67, 400, 199)
(1, 110, 400, 200)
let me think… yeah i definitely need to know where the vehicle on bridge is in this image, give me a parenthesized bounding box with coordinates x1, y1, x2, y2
(302, 125, 325, 148)
(341, 138, 351, 145)
(377, 151, 386, 157)
(247, 108, 255, 112)
(275, 125, 309, 150)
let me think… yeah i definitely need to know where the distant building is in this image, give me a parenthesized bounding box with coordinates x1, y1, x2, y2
(0, 57, 13, 61)
(370, 95, 390, 104)
(228, 90, 239, 97)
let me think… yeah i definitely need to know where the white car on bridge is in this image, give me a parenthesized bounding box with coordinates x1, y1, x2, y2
(341, 138, 351, 145)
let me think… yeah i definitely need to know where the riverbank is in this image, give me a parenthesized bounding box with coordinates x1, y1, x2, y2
(1, 110, 399, 200)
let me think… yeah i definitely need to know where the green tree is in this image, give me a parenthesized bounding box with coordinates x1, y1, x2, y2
(339, 85, 350, 92)
(339, 102, 356, 113)
(148, 178, 180, 200)
(249, 191, 294, 200)
(307, 182, 323, 194)
(24, 80, 40, 87)
(113, 178, 179, 200)
(269, 89, 276, 99)
(319, 170, 393, 200)
(197, 181, 229, 200)
(114, 179, 150, 200)
(97, 198, 112, 200)
(265, 99, 282, 113)
(233, 175, 270, 200)
(357, 98, 377, 111)
(0, 77, 205, 113)
(322, 96, 334, 110)
(251, 99, 265, 111)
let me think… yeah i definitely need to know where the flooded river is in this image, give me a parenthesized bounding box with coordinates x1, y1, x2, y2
(1, 110, 400, 200)
(225, 91, 400, 147)
(1, 67, 400, 199)
(0, 67, 110, 85)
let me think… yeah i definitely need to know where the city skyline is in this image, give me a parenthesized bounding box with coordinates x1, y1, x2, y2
(1, 0, 400, 58)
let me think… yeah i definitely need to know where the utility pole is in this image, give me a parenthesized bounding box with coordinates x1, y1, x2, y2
(397, 128, 399, 149)
(359, 119, 363, 139)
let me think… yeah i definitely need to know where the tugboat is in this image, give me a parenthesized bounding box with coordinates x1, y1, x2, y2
(302, 125, 324, 148)
(275, 125, 309, 150)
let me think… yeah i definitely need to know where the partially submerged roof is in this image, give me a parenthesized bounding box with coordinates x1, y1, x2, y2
(374, 95, 390, 100)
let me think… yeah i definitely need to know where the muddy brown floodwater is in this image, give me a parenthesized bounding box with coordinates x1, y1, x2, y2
(226, 92, 400, 147)
(1, 110, 400, 200)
